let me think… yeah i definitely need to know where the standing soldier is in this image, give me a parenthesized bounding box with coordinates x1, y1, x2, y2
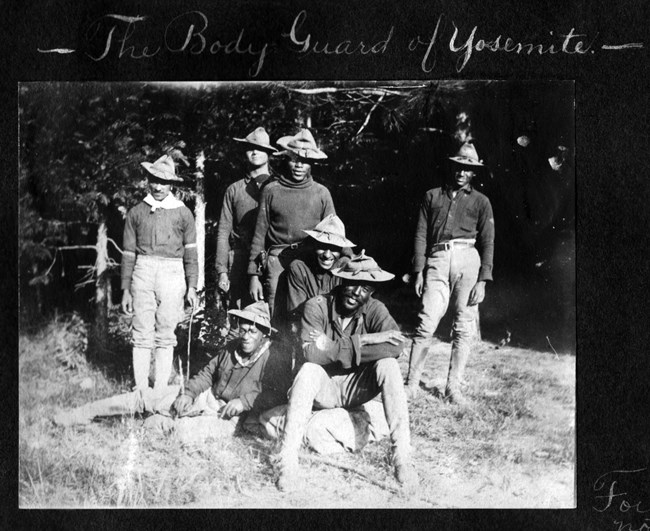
(405, 143, 495, 405)
(248, 128, 336, 322)
(215, 127, 278, 314)
(121, 155, 199, 391)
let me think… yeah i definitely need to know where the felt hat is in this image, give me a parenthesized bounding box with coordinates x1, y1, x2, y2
(228, 301, 277, 334)
(141, 155, 183, 182)
(303, 214, 356, 248)
(276, 129, 327, 160)
(449, 143, 484, 167)
(331, 250, 394, 282)
(233, 126, 278, 152)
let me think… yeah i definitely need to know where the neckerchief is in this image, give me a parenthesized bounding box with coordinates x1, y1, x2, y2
(143, 193, 185, 212)
(234, 338, 271, 367)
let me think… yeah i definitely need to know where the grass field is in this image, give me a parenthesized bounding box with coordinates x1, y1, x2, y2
(19, 312, 574, 508)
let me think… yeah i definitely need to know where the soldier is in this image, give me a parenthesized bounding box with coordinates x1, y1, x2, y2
(215, 127, 277, 314)
(405, 143, 495, 405)
(274, 253, 417, 492)
(120, 154, 199, 391)
(54, 302, 291, 446)
(248, 129, 336, 321)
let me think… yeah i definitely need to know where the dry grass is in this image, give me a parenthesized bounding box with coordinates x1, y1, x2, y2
(19, 314, 575, 508)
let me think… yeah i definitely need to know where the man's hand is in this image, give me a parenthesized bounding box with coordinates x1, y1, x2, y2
(217, 272, 230, 294)
(185, 287, 198, 311)
(220, 398, 245, 419)
(249, 276, 264, 302)
(121, 289, 133, 315)
(361, 330, 407, 346)
(468, 281, 486, 306)
(414, 271, 424, 298)
(170, 394, 194, 418)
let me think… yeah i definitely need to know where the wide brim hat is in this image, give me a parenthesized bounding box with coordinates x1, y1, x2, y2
(303, 214, 355, 248)
(233, 126, 278, 153)
(449, 142, 484, 168)
(275, 128, 327, 160)
(141, 154, 183, 182)
(228, 301, 277, 334)
(331, 250, 394, 282)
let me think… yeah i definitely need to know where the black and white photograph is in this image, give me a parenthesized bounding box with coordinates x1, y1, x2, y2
(18, 80, 575, 509)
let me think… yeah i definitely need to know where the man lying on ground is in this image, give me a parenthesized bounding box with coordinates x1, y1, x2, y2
(53, 302, 291, 445)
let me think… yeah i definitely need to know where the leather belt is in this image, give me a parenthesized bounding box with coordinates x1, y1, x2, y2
(430, 239, 475, 253)
(268, 241, 302, 256)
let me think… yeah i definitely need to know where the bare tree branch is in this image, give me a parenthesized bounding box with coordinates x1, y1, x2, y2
(355, 93, 385, 137)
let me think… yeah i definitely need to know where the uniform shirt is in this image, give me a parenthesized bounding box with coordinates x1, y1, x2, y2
(247, 176, 336, 275)
(184, 339, 292, 413)
(413, 185, 495, 281)
(215, 173, 272, 275)
(121, 200, 198, 289)
(300, 291, 402, 374)
(286, 255, 348, 318)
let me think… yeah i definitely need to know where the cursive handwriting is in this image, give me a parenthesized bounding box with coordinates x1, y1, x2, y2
(594, 469, 650, 531)
(282, 10, 393, 58)
(37, 10, 644, 76)
(84, 12, 269, 77)
(408, 14, 598, 73)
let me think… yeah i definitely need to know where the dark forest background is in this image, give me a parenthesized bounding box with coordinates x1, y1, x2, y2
(19, 81, 575, 353)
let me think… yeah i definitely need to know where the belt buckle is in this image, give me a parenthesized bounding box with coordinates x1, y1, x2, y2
(289, 243, 299, 250)
(442, 241, 452, 251)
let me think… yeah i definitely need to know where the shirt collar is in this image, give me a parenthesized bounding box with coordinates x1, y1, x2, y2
(444, 183, 473, 197)
(143, 193, 184, 212)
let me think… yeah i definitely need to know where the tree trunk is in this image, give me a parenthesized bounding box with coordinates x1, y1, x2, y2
(194, 151, 206, 292)
(94, 217, 109, 349)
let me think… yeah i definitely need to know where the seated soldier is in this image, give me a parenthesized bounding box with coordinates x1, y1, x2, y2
(274, 252, 418, 492)
(53, 302, 291, 445)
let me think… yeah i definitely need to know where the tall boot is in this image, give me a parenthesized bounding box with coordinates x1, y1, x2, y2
(445, 345, 470, 405)
(153, 346, 174, 391)
(405, 340, 429, 397)
(376, 358, 418, 492)
(132, 347, 152, 391)
(276, 364, 324, 491)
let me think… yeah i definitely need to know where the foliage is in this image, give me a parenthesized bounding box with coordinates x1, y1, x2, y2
(19, 81, 576, 325)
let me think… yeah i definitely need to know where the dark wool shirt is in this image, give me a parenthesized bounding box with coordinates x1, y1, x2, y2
(215, 173, 272, 275)
(286, 255, 348, 318)
(184, 339, 292, 412)
(300, 291, 402, 374)
(121, 201, 198, 289)
(247, 177, 336, 275)
(413, 185, 495, 281)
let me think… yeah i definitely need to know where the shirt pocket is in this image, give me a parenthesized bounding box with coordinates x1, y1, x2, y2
(460, 207, 479, 232)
